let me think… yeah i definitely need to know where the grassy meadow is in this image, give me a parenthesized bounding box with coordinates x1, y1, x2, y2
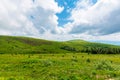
(0, 36, 120, 80)
(0, 53, 120, 80)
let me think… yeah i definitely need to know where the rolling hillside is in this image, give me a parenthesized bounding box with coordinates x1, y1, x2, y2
(0, 35, 120, 54)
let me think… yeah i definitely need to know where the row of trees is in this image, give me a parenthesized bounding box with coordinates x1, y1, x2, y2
(61, 46, 120, 54)
(81, 47, 120, 54)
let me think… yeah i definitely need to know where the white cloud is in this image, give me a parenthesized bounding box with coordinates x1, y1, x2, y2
(71, 32, 120, 41)
(64, 0, 120, 35)
(34, 32, 120, 42)
(0, 0, 63, 36)
(0, 0, 120, 42)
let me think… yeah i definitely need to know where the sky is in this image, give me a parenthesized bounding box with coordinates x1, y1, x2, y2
(0, 0, 120, 43)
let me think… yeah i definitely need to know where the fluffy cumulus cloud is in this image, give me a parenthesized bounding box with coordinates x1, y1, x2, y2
(66, 0, 120, 35)
(0, 0, 120, 41)
(0, 0, 63, 36)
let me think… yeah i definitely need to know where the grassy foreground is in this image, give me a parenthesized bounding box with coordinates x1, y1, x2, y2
(0, 53, 120, 80)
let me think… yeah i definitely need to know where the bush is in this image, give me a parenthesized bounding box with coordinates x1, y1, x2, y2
(8, 77, 16, 80)
(95, 61, 114, 71)
(41, 60, 53, 67)
(86, 58, 90, 63)
(71, 58, 78, 62)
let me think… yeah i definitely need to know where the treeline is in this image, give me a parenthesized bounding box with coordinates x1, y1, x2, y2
(61, 46, 120, 54)
(60, 46, 76, 52)
(82, 47, 120, 54)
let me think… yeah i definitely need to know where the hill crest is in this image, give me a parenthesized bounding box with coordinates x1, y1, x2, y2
(0, 35, 120, 54)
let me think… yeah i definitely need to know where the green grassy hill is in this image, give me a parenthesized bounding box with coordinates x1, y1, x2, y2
(0, 35, 120, 54)
(1, 36, 120, 80)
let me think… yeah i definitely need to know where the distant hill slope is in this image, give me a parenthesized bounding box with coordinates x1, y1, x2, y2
(0, 36, 120, 54)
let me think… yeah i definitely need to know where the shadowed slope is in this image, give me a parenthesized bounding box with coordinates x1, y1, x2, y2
(0, 35, 120, 54)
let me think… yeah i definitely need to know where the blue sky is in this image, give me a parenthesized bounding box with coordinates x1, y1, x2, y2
(0, 0, 120, 45)
(56, 0, 78, 26)
(56, 0, 98, 26)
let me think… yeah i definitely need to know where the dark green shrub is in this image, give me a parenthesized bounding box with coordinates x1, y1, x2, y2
(95, 61, 114, 71)
(86, 58, 90, 63)
(8, 77, 16, 80)
(71, 59, 78, 62)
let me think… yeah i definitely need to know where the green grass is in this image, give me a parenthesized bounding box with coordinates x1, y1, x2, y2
(0, 36, 68, 54)
(0, 35, 120, 54)
(0, 53, 120, 80)
(0, 35, 120, 80)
